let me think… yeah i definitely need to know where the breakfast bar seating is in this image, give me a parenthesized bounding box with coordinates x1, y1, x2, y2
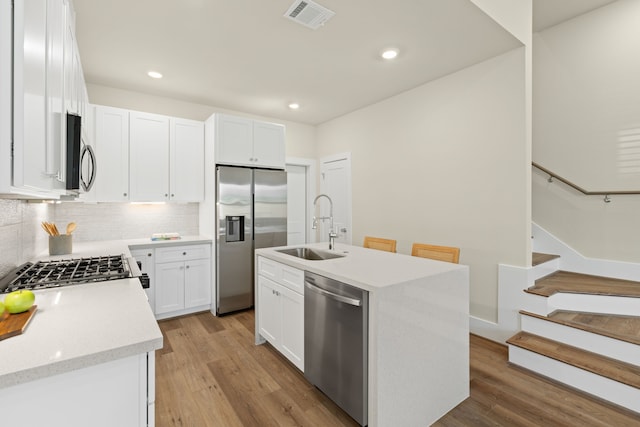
(363, 236, 397, 252)
(411, 243, 460, 263)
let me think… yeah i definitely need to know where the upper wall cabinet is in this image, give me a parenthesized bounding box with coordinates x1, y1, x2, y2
(129, 112, 205, 203)
(129, 111, 171, 202)
(170, 119, 205, 202)
(214, 114, 285, 169)
(0, 0, 89, 198)
(94, 105, 130, 202)
(93, 105, 205, 203)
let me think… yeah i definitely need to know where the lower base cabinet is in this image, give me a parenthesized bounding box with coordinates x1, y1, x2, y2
(0, 352, 155, 427)
(154, 244, 212, 319)
(256, 257, 304, 370)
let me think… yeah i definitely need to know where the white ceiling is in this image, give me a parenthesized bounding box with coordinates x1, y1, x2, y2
(74, 0, 618, 125)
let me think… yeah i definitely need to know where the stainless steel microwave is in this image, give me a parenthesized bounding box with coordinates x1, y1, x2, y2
(65, 113, 96, 193)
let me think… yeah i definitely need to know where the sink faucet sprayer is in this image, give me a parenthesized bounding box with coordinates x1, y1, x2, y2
(312, 194, 337, 250)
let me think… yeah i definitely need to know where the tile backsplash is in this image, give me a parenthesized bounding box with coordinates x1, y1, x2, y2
(0, 200, 51, 277)
(0, 200, 200, 277)
(53, 202, 199, 242)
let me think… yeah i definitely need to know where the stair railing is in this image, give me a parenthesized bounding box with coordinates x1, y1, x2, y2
(532, 162, 640, 203)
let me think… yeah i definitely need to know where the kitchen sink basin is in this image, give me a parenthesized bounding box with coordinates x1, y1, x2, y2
(276, 247, 345, 261)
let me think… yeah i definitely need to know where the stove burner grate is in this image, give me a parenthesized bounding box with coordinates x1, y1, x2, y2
(0, 254, 132, 293)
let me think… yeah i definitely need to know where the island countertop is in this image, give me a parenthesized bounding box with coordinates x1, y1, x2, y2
(255, 242, 466, 291)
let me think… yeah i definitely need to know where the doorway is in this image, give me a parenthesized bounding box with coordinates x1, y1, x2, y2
(319, 153, 352, 245)
(286, 157, 316, 245)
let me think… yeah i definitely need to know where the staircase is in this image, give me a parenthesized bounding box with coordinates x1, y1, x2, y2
(507, 253, 640, 413)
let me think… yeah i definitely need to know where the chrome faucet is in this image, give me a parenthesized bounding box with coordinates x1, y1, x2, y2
(312, 194, 337, 250)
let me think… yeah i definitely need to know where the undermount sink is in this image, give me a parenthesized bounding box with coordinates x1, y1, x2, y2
(276, 247, 345, 261)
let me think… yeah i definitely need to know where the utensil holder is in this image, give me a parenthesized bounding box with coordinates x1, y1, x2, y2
(49, 235, 72, 255)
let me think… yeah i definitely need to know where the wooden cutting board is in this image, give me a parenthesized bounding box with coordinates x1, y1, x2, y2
(0, 305, 37, 341)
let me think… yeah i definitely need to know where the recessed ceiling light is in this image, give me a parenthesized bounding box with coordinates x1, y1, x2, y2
(381, 49, 399, 60)
(288, 103, 300, 110)
(147, 71, 163, 79)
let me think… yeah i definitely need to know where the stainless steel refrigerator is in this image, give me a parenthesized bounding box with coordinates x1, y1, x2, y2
(216, 165, 287, 315)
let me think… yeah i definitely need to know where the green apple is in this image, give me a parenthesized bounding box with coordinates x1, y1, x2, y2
(4, 290, 35, 314)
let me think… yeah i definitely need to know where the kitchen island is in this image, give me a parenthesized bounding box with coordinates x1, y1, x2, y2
(0, 240, 164, 427)
(255, 243, 470, 427)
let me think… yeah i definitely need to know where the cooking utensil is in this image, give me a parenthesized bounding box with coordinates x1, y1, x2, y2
(41, 222, 52, 236)
(66, 222, 76, 235)
(51, 223, 60, 236)
(42, 222, 55, 236)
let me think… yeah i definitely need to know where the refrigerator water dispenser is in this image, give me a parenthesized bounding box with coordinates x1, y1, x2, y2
(225, 216, 244, 242)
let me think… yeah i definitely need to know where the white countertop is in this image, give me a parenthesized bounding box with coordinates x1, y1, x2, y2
(256, 242, 466, 292)
(0, 236, 210, 389)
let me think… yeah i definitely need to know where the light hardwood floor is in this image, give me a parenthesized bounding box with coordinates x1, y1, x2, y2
(156, 311, 640, 426)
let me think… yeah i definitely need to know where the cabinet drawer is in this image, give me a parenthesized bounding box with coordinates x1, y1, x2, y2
(156, 244, 211, 263)
(280, 265, 304, 294)
(257, 256, 279, 280)
(257, 256, 304, 294)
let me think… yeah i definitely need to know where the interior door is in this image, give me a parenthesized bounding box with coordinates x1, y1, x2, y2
(286, 164, 306, 245)
(320, 154, 352, 245)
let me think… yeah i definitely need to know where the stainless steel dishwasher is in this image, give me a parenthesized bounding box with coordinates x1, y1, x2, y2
(304, 271, 368, 426)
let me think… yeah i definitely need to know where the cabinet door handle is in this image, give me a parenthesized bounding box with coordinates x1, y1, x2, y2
(123, 192, 128, 197)
(183, 252, 187, 256)
(147, 253, 152, 257)
(186, 265, 190, 269)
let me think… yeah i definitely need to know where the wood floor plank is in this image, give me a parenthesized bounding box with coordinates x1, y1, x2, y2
(156, 313, 640, 427)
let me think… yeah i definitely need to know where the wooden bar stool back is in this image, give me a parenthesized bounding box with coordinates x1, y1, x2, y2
(411, 243, 460, 264)
(363, 236, 397, 253)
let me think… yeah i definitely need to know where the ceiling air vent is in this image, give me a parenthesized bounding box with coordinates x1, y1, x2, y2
(284, 0, 335, 30)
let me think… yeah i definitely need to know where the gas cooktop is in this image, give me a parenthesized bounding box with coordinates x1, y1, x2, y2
(0, 255, 134, 293)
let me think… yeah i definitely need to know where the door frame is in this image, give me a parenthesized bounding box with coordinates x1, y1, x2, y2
(286, 157, 317, 243)
(320, 152, 352, 245)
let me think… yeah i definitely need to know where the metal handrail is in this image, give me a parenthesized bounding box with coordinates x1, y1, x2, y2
(532, 162, 640, 203)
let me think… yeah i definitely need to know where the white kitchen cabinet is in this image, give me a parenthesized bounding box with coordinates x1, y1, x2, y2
(155, 244, 212, 319)
(155, 261, 185, 314)
(93, 106, 204, 203)
(45, 0, 65, 188)
(170, 118, 204, 202)
(0, 352, 154, 427)
(129, 111, 170, 202)
(253, 120, 286, 169)
(256, 256, 304, 370)
(214, 114, 285, 169)
(1, 0, 88, 198)
(12, 0, 54, 193)
(94, 105, 130, 201)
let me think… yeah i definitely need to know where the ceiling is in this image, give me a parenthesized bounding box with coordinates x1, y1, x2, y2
(74, 0, 618, 125)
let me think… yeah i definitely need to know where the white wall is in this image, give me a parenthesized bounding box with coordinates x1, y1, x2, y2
(534, 0, 640, 190)
(533, 0, 640, 262)
(316, 48, 529, 322)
